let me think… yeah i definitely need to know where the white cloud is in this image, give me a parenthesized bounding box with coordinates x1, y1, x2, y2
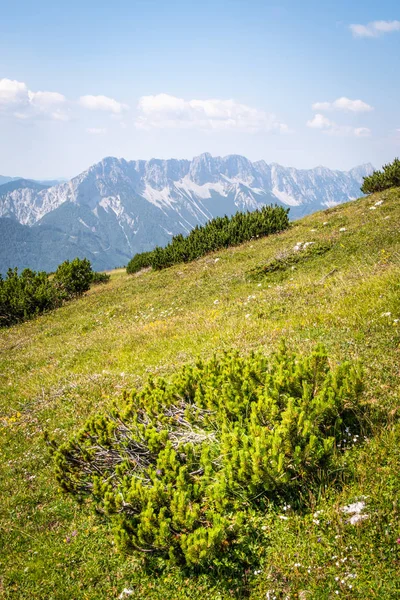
(307, 114, 371, 137)
(50, 109, 70, 122)
(28, 90, 66, 109)
(86, 127, 107, 135)
(135, 93, 289, 133)
(350, 20, 400, 38)
(354, 127, 371, 137)
(307, 114, 333, 129)
(312, 97, 373, 113)
(0, 78, 29, 107)
(311, 101, 331, 111)
(79, 94, 128, 114)
(1, 79, 130, 123)
(0, 78, 69, 121)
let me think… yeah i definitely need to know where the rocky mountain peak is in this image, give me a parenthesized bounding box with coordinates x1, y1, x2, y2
(0, 153, 374, 273)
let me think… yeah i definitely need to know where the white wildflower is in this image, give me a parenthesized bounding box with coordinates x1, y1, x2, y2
(349, 513, 369, 525)
(213, 299, 219, 305)
(313, 519, 320, 525)
(374, 200, 383, 206)
(341, 500, 369, 525)
(119, 589, 134, 599)
(303, 241, 315, 249)
(342, 501, 366, 514)
(323, 221, 328, 226)
(214, 257, 220, 263)
(279, 515, 289, 520)
(381, 312, 391, 317)
(369, 206, 377, 210)
(339, 227, 346, 232)
(245, 313, 251, 319)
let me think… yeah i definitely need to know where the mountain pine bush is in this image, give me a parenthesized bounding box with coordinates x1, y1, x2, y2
(126, 205, 290, 273)
(0, 267, 61, 327)
(361, 157, 400, 194)
(53, 257, 93, 298)
(91, 271, 111, 285)
(51, 344, 364, 570)
(0, 258, 109, 327)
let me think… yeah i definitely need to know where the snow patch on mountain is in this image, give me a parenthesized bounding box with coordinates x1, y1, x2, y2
(271, 187, 301, 207)
(142, 184, 177, 208)
(174, 176, 226, 201)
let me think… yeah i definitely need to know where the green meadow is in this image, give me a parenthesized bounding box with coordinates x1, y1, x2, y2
(1, 189, 399, 599)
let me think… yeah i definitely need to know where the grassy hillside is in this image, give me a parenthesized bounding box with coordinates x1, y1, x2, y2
(1, 189, 399, 599)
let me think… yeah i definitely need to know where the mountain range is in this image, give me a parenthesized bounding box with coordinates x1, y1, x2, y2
(0, 153, 374, 274)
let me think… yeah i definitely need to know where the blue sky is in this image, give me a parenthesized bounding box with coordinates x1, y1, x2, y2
(0, 0, 399, 178)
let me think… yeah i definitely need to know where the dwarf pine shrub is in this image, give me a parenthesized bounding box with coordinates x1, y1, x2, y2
(125, 251, 154, 274)
(0, 258, 109, 327)
(53, 257, 93, 298)
(51, 344, 364, 570)
(361, 158, 400, 194)
(126, 205, 290, 273)
(91, 271, 111, 285)
(0, 267, 61, 327)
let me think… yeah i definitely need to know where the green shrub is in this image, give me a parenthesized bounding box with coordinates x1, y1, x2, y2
(0, 257, 108, 328)
(51, 344, 364, 570)
(126, 251, 154, 274)
(361, 158, 400, 194)
(53, 257, 93, 299)
(126, 205, 290, 273)
(91, 271, 111, 285)
(0, 267, 61, 327)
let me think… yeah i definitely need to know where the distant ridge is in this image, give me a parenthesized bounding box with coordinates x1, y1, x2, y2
(0, 154, 374, 273)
